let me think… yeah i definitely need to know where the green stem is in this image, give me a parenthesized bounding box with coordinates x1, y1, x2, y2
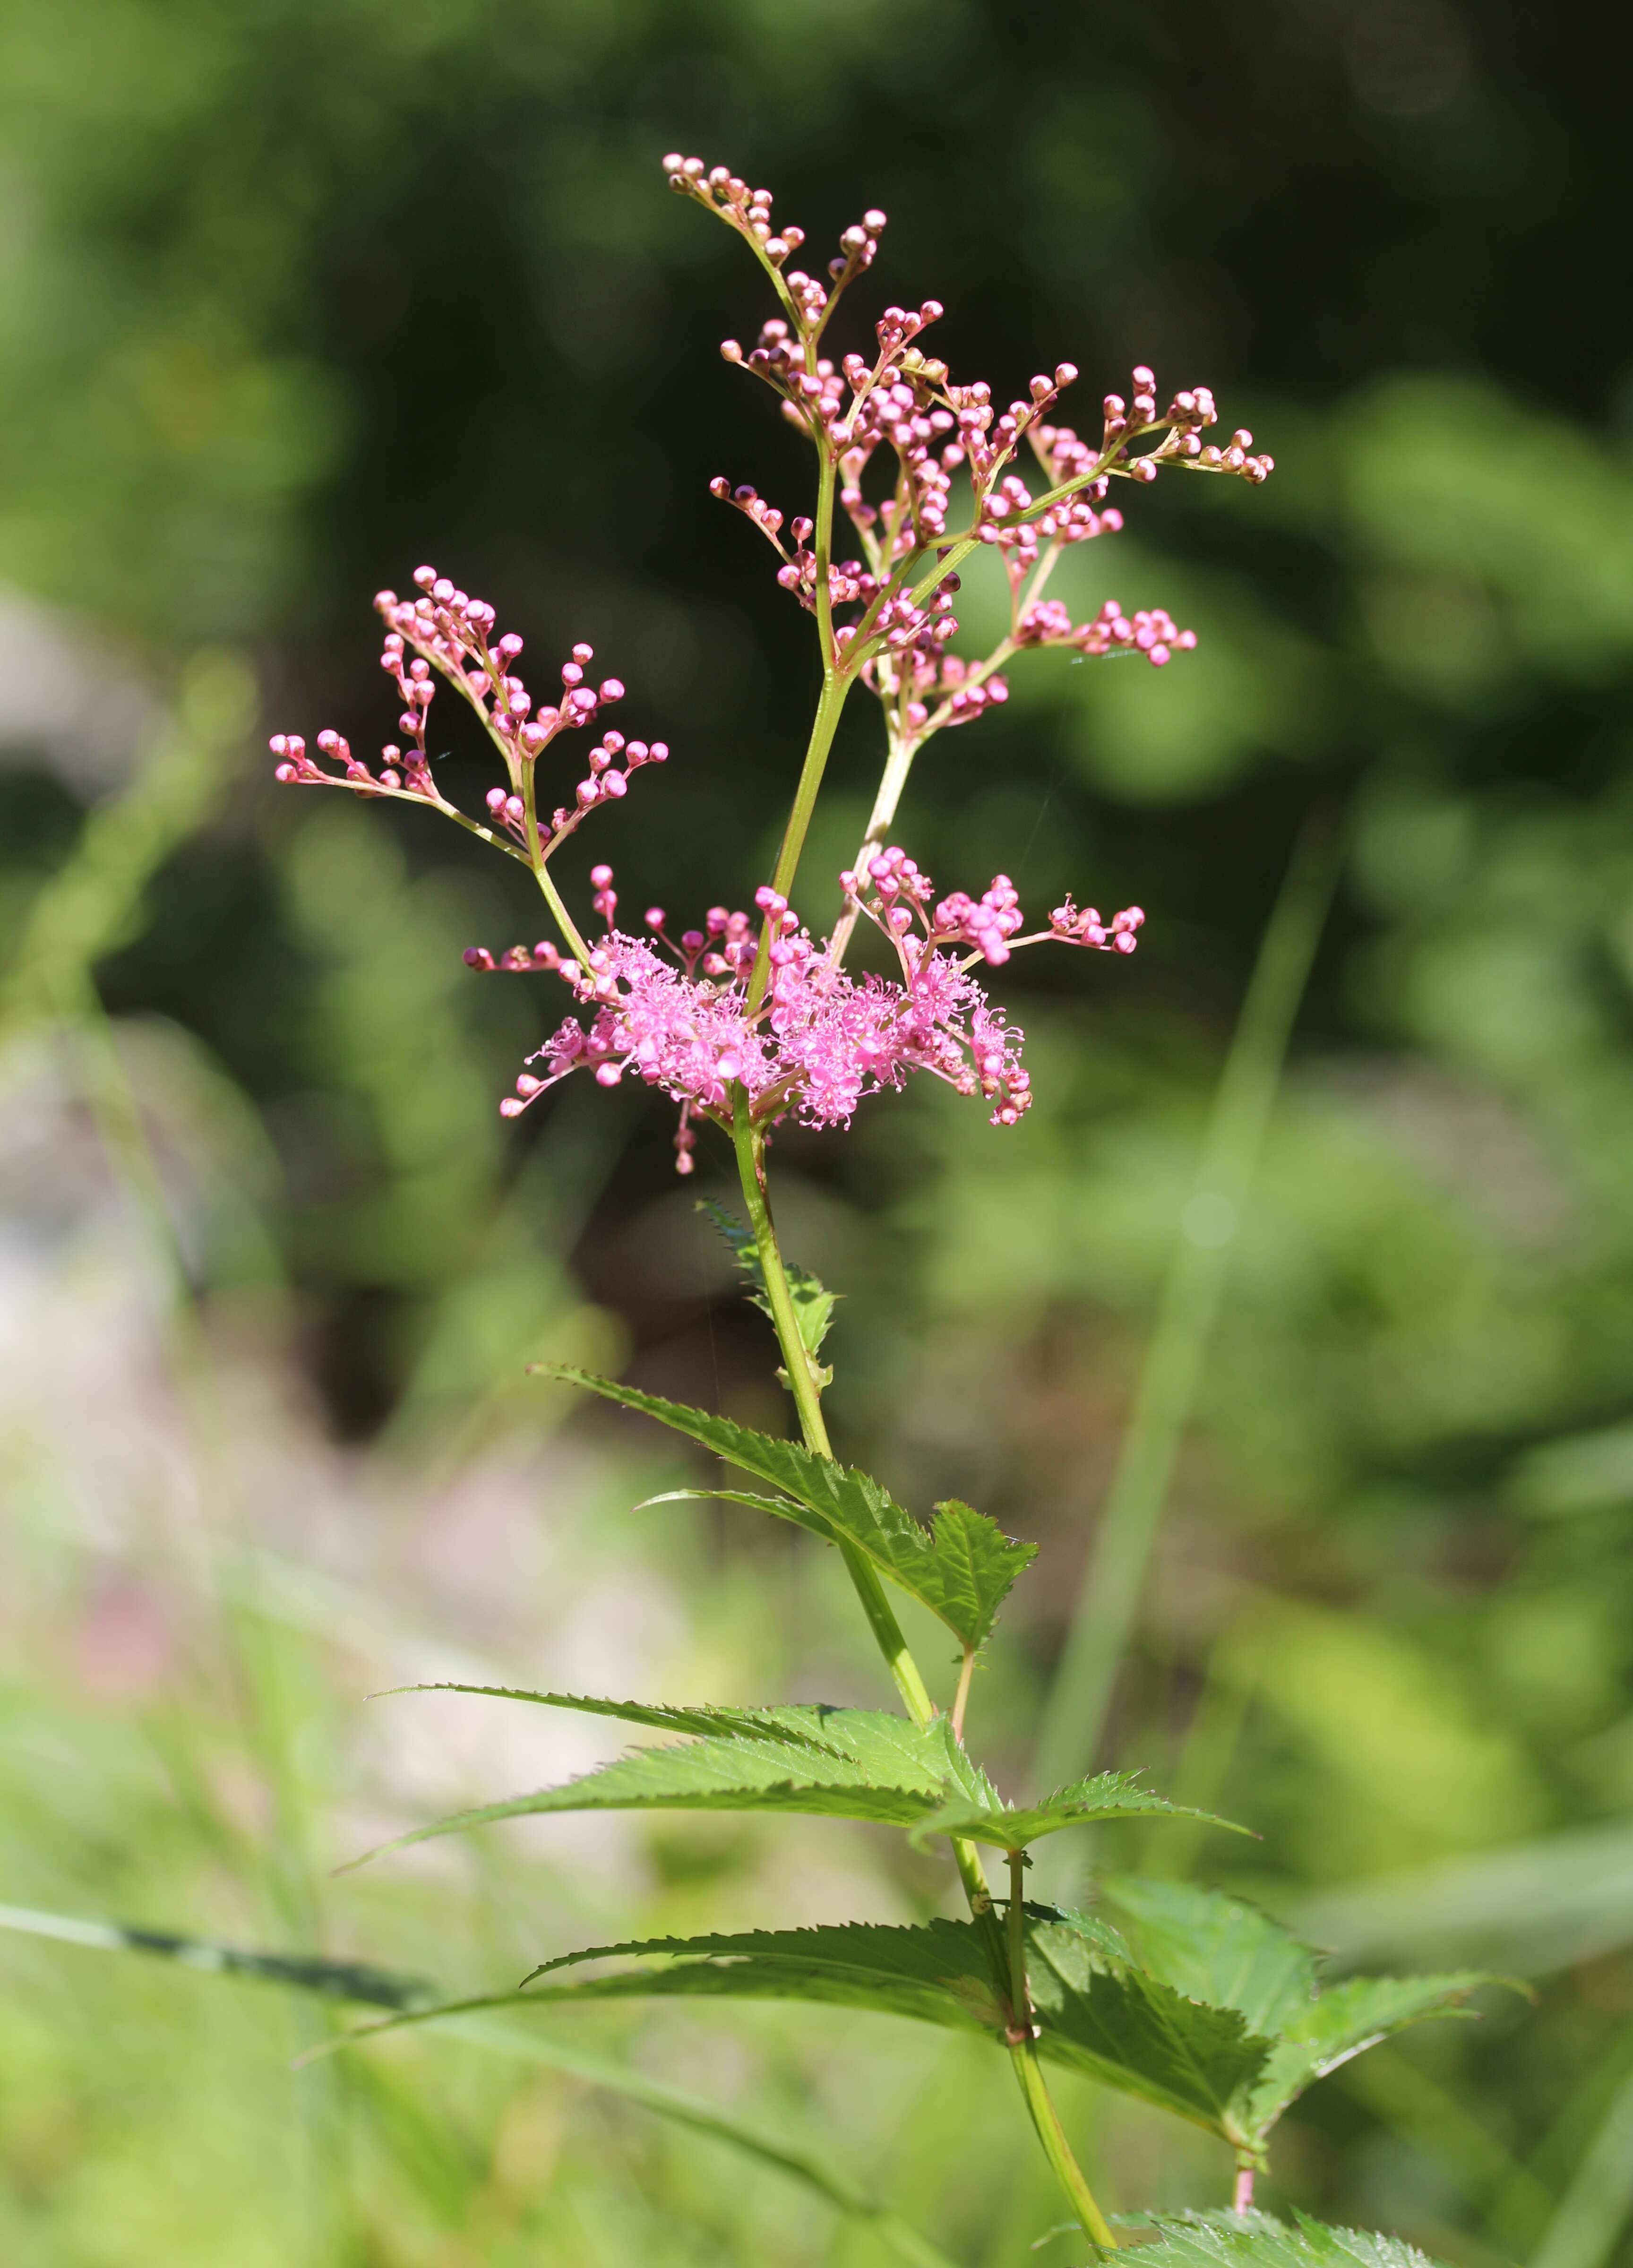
(729, 1092, 1116, 2240)
(746, 662, 856, 1012)
(530, 855, 592, 970)
(729, 1090, 933, 1727)
(1009, 2041, 1117, 2249)
(1003, 1854, 1117, 2247)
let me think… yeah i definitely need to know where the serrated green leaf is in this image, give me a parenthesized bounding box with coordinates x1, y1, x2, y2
(373, 1683, 820, 1744)
(635, 1486, 836, 1544)
(1103, 1877, 1317, 2037)
(539, 1365, 1034, 1647)
(701, 1200, 841, 1359)
(503, 1910, 1273, 2138)
(1246, 1971, 1500, 2138)
(912, 1772, 1245, 1854)
(0, 1905, 955, 2268)
(1024, 1915, 1274, 2135)
(1115, 2210, 1454, 2268)
(1104, 1877, 1513, 2147)
(522, 1919, 1006, 2033)
(338, 1704, 979, 1873)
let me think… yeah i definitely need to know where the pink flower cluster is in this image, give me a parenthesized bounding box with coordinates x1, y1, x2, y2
(270, 568, 667, 858)
(667, 153, 1271, 746)
(470, 850, 1144, 1168)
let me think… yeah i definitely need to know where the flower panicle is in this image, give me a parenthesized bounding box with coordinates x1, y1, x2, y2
(666, 151, 1270, 750)
(269, 567, 668, 864)
(468, 849, 1143, 1164)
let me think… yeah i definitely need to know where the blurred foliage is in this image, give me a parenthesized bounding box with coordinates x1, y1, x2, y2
(2, 1, 1633, 2265)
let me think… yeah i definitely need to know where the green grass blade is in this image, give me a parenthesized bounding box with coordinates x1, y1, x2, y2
(1529, 2051, 1633, 2268)
(0, 1904, 959, 2268)
(1029, 814, 1343, 1815)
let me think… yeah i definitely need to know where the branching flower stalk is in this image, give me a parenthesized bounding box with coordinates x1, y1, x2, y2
(268, 158, 1504, 2259)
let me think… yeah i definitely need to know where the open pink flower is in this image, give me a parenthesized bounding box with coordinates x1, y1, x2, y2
(473, 850, 1142, 1168)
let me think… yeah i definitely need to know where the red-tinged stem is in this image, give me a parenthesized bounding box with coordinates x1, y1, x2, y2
(1233, 2165, 1255, 2214)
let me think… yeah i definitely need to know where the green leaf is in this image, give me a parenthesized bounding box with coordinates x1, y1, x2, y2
(505, 1909, 1274, 2138)
(1115, 2210, 1454, 2268)
(1102, 1877, 1317, 2037)
(337, 1703, 983, 1872)
(522, 1919, 1007, 2033)
(1024, 1913, 1274, 2136)
(1104, 1877, 1513, 2147)
(912, 1772, 1246, 1854)
(701, 1200, 841, 1359)
(372, 1683, 823, 1744)
(0, 1905, 955, 2268)
(1246, 1972, 1500, 2138)
(539, 1364, 1035, 1647)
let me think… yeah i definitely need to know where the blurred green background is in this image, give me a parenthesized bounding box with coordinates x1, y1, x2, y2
(4, 1, 1633, 2264)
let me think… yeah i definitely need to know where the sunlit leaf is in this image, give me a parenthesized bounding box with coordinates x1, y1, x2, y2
(337, 1704, 985, 1872)
(1102, 1877, 1317, 2038)
(912, 1773, 1244, 1854)
(503, 1908, 1275, 2136)
(373, 1683, 830, 1744)
(1115, 2210, 1454, 2268)
(1025, 1913, 1273, 2135)
(540, 1365, 1035, 1646)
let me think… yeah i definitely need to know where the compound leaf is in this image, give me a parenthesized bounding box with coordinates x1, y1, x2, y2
(522, 1919, 1005, 2034)
(376, 1684, 837, 1743)
(912, 1772, 1244, 1854)
(338, 1704, 975, 1872)
(1102, 1877, 1317, 2038)
(1024, 1913, 1273, 2135)
(540, 1365, 1034, 1646)
(1116, 2211, 1454, 2268)
(1104, 1877, 1513, 2147)
(507, 1910, 1274, 2138)
(1246, 1972, 1502, 2138)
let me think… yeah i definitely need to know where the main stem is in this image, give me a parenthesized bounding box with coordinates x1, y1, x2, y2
(728, 1091, 1115, 2246)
